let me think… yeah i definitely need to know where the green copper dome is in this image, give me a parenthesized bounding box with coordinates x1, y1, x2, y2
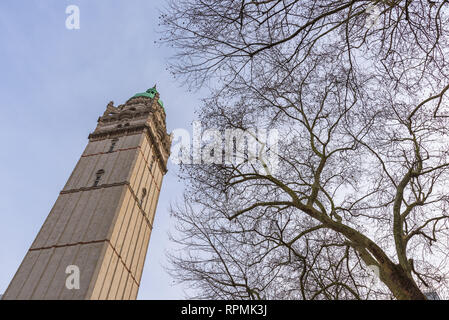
(131, 86, 165, 111)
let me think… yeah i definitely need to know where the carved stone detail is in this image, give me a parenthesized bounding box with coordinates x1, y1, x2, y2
(92, 91, 171, 170)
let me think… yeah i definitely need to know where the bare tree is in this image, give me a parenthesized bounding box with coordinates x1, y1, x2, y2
(161, 0, 449, 300)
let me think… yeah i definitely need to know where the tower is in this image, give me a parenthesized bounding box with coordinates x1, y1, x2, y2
(3, 87, 172, 299)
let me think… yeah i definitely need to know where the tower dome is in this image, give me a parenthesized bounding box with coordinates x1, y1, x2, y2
(131, 85, 164, 110)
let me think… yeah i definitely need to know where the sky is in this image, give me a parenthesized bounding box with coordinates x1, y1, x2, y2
(0, 0, 201, 299)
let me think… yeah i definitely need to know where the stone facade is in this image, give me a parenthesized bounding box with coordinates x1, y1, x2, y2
(3, 89, 171, 300)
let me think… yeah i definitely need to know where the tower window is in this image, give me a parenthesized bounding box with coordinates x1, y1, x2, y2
(140, 188, 147, 207)
(93, 169, 105, 187)
(149, 155, 157, 172)
(108, 138, 118, 153)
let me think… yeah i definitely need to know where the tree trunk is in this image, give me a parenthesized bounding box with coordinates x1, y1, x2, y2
(380, 262, 426, 300)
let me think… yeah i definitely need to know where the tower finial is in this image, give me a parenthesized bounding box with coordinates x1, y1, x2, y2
(153, 83, 157, 89)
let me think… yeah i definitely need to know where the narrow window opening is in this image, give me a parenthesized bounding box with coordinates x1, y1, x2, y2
(150, 155, 156, 171)
(108, 138, 118, 153)
(140, 188, 147, 207)
(93, 169, 105, 187)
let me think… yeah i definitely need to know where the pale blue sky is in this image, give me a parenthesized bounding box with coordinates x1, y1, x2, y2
(0, 0, 199, 299)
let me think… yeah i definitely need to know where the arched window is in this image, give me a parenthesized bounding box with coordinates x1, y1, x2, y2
(140, 188, 147, 207)
(108, 138, 118, 153)
(93, 169, 105, 187)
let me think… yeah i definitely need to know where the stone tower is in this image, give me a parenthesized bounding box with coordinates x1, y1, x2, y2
(3, 87, 171, 300)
